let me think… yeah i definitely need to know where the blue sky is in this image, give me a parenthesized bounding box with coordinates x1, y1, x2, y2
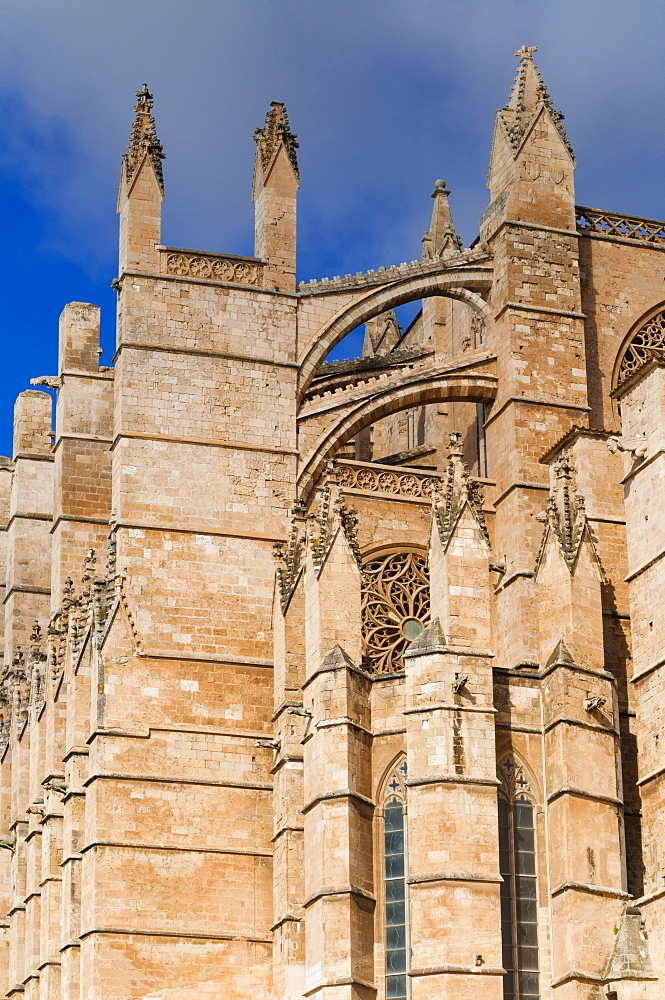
(1, 0, 665, 456)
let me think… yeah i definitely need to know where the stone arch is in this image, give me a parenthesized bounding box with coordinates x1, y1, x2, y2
(359, 540, 428, 561)
(297, 368, 497, 498)
(297, 268, 493, 403)
(496, 749, 542, 806)
(377, 753, 408, 805)
(613, 300, 665, 391)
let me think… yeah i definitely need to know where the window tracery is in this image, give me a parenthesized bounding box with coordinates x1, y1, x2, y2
(617, 307, 665, 385)
(361, 551, 430, 673)
(497, 755, 540, 1000)
(383, 759, 408, 1000)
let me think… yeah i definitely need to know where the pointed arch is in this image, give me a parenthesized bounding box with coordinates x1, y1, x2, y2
(380, 755, 409, 1000)
(612, 300, 665, 391)
(377, 753, 409, 804)
(497, 751, 540, 804)
(497, 752, 541, 1000)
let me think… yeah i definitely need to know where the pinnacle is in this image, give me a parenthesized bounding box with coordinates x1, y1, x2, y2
(254, 100, 299, 180)
(123, 82, 165, 191)
(499, 46, 574, 160)
(545, 638, 575, 668)
(422, 178, 462, 260)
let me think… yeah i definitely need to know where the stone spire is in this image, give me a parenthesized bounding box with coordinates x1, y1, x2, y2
(253, 100, 299, 181)
(122, 84, 165, 191)
(422, 179, 462, 260)
(498, 46, 573, 160)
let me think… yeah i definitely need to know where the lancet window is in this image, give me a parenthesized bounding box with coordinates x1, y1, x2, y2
(361, 551, 430, 673)
(383, 759, 409, 1000)
(497, 755, 540, 1000)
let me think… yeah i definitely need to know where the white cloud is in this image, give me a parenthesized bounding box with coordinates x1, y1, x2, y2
(0, 0, 664, 271)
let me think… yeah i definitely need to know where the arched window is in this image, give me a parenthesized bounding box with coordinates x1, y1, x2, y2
(497, 755, 539, 1000)
(361, 551, 430, 673)
(383, 759, 408, 999)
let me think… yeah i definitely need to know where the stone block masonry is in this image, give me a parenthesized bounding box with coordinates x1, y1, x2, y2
(0, 48, 664, 1000)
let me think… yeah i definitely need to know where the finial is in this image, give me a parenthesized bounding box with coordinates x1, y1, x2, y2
(254, 101, 299, 179)
(123, 83, 165, 192)
(423, 178, 461, 259)
(446, 430, 463, 455)
(499, 46, 574, 160)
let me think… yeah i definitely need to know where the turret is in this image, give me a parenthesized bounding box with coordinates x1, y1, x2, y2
(253, 101, 299, 292)
(117, 84, 165, 272)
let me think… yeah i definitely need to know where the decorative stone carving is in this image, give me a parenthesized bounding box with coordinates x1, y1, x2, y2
(164, 251, 262, 286)
(123, 83, 165, 191)
(616, 307, 665, 386)
(254, 101, 299, 179)
(28, 622, 47, 714)
(335, 460, 442, 500)
(310, 465, 361, 573)
(296, 243, 491, 295)
(274, 467, 363, 613)
(470, 312, 485, 348)
(498, 754, 532, 795)
(361, 550, 430, 674)
(607, 434, 647, 460)
(433, 432, 489, 546)
(273, 499, 307, 613)
(576, 207, 665, 246)
(535, 456, 604, 576)
(498, 46, 574, 160)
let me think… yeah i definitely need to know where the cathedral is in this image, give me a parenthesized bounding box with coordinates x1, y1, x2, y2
(0, 43, 664, 1000)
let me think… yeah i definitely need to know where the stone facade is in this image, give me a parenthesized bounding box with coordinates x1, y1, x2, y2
(0, 47, 665, 1000)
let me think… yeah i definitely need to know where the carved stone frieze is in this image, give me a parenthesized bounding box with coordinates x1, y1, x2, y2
(336, 460, 442, 501)
(163, 250, 263, 286)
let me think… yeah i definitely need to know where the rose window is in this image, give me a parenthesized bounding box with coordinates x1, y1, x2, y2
(361, 551, 430, 673)
(618, 307, 665, 385)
